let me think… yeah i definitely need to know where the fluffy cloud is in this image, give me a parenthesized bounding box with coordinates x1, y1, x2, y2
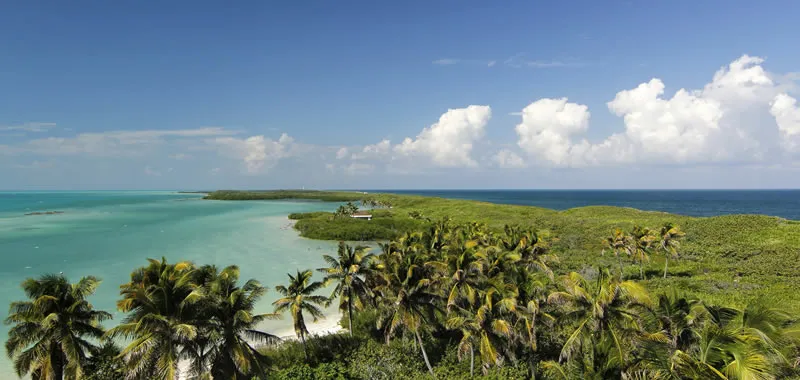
(211, 133, 294, 174)
(335, 147, 349, 159)
(515, 98, 590, 166)
(395, 105, 491, 167)
(352, 139, 391, 160)
(605, 79, 725, 163)
(492, 149, 526, 168)
(510, 55, 798, 167)
(770, 93, 800, 152)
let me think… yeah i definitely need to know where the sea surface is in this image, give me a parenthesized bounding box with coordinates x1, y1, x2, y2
(377, 190, 800, 220)
(0, 191, 340, 378)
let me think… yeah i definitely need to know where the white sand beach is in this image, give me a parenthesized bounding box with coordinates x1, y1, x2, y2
(177, 316, 343, 379)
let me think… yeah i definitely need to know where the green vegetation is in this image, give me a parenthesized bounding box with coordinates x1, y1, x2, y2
(268, 191, 800, 315)
(273, 269, 327, 362)
(6, 190, 800, 379)
(334, 202, 360, 218)
(5, 275, 111, 379)
(318, 242, 375, 338)
(204, 190, 366, 202)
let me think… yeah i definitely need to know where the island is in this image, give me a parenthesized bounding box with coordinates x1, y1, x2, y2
(23, 210, 65, 216)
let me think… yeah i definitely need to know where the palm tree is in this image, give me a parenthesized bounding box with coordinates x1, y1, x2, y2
(317, 242, 375, 337)
(5, 274, 111, 380)
(547, 270, 652, 372)
(603, 228, 629, 279)
(631, 292, 707, 378)
(107, 258, 202, 380)
(633, 296, 799, 379)
(499, 225, 556, 279)
(656, 223, 685, 279)
(627, 226, 655, 280)
(510, 268, 553, 366)
(272, 270, 327, 362)
(446, 288, 518, 376)
(375, 248, 442, 378)
(201, 265, 281, 379)
(345, 202, 359, 215)
(442, 240, 485, 312)
(540, 334, 626, 380)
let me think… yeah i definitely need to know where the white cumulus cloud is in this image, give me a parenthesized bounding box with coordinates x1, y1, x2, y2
(211, 133, 294, 174)
(771, 93, 800, 152)
(515, 98, 590, 166)
(395, 105, 491, 167)
(493, 149, 526, 168)
(512, 55, 798, 167)
(352, 139, 391, 160)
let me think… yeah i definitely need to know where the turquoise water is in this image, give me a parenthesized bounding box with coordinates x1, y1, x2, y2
(0, 191, 340, 378)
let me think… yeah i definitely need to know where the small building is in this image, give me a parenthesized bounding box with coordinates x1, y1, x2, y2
(350, 211, 373, 220)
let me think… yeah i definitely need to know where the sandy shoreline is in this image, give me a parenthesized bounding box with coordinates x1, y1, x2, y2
(177, 315, 343, 379)
(177, 216, 343, 379)
(274, 315, 343, 340)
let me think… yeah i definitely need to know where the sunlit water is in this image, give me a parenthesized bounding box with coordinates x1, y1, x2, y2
(0, 191, 341, 378)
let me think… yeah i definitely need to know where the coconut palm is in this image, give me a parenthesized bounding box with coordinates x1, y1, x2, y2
(603, 228, 629, 279)
(540, 333, 626, 380)
(107, 258, 202, 380)
(318, 242, 375, 337)
(547, 270, 652, 370)
(633, 296, 800, 379)
(272, 270, 327, 362)
(5, 274, 111, 380)
(656, 223, 685, 279)
(511, 268, 553, 361)
(476, 245, 521, 280)
(375, 248, 442, 378)
(446, 288, 518, 376)
(499, 225, 556, 279)
(627, 226, 655, 280)
(631, 292, 707, 378)
(442, 239, 485, 312)
(201, 265, 281, 379)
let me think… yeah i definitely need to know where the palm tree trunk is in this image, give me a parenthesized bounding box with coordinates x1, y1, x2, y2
(663, 257, 669, 278)
(470, 348, 474, 378)
(301, 331, 309, 362)
(348, 289, 354, 338)
(415, 330, 436, 378)
(51, 344, 64, 380)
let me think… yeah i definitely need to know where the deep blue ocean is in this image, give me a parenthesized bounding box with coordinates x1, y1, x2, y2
(373, 190, 800, 220)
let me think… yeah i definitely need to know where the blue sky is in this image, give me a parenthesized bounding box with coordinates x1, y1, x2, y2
(2, 1, 800, 190)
